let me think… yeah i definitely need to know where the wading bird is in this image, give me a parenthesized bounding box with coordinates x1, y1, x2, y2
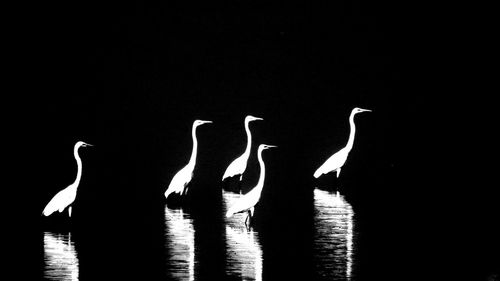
(222, 115, 263, 182)
(42, 141, 93, 217)
(164, 120, 212, 199)
(314, 107, 372, 179)
(226, 144, 276, 227)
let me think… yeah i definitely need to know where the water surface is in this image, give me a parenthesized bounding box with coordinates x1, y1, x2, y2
(223, 191, 263, 281)
(43, 232, 79, 281)
(164, 206, 195, 281)
(41, 187, 361, 281)
(313, 188, 356, 280)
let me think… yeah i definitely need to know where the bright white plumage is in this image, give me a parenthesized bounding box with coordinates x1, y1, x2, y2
(222, 157, 246, 181)
(42, 184, 78, 216)
(314, 107, 371, 179)
(313, 148, 349, 178)
(42, 141, 93, 217)
(166, 167, 193, 197)
(226, 144, 276, 226)
(164, 119, 212, 199)
(222, 115, 263, 181)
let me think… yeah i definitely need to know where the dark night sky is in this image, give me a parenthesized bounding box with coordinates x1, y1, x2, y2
(23, 0, 402, 212)
(9, 1, 498, 280)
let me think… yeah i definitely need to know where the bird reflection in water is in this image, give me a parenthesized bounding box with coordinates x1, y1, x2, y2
(223, 191, 263, 281)
(313, 188, 355, 280)
(43, 232, 79, 281)
(164, 207, 195, 281)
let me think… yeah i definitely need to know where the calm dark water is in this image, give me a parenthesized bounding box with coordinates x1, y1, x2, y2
(17, 1, 499, 279)
(41, 187, 362, 281)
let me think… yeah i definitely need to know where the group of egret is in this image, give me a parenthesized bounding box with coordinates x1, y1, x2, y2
(42, 107, 371, 227)
(164, 115, 264, 201)
(161, 116, 273, 226)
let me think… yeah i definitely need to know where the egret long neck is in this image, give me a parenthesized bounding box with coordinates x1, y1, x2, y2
(188, 125, 198, 167)
(346, 112, 356, 151)
(255, 148, 266, 193)
(243, 120, 252, 158)
(72, 146, 83, 188)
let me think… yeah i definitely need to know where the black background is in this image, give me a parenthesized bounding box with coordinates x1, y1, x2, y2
(8, 1, 498, 280)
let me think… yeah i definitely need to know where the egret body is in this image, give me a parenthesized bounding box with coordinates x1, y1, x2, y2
(42, 141, 93, 217)
(222, 115, 263, 181)
(226, 144, 276, 227)
(313, 107, 371, 179)
(164, 120, 212, 199)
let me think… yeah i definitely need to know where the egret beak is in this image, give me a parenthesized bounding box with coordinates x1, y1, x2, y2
(253, 116, 264, 121)
(84, 143, 94, 147)
(267, 145, 277, 148)
(360, 108, 372, 112)
(201, 120, 213, 124)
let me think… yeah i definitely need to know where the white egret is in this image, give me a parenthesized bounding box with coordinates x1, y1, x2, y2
(42, 141, 93, 217)
(164, 119, 213, 199)
(226, 144, 276, 227)
(222, 115, 263, 182)
(314, 107, 371, 179)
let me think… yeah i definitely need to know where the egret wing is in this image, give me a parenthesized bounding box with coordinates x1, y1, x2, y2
(42, 187, 73, 216)
(226, 191, 259, 217)
(222, 155, 246, 180)
(165, 165, 192, 198)
(314, 148, 349, 178)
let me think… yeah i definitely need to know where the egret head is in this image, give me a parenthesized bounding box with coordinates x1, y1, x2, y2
(75, 141, 93, 149)
(193, 119, 213, 127)
(245, 115, 264, 123)
(352, 107, 372, 115)
(259, 144, 277, 151)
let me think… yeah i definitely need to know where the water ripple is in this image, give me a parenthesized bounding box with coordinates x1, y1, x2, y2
(313, 188, 356, 280)
(43, 232, 79, 281)
(223, 191, 263, 281)
(164, 207, 195, 281)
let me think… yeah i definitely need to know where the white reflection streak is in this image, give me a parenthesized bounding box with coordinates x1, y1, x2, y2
(225, 226, 263, 281)
(43, 232, 79, 281)
(346, 207, 354, 278)
(223, 191, 263, 281)
(165, 207, 195, 281)
(314, 189, 355, 280)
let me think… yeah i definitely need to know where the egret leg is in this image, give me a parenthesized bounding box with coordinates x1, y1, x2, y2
(68, 206, 72, 217)
(245, 210, 251, 228)
(336, 168, 341, 178)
